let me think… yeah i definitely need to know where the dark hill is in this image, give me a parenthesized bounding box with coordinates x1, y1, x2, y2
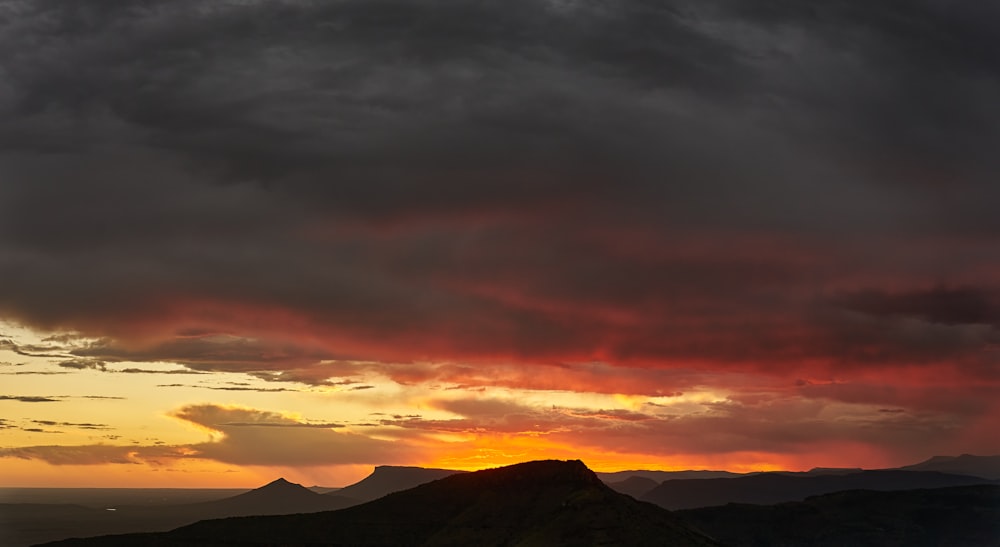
(607, 475, 660, 499)
(643, 469, 994, 510)
(44, 460, 723, 546)
(332, 465, 462, 502)
(678, 484, 1000, 547)
(900, 454, 1000, 480)
(193, 477, 358, 516)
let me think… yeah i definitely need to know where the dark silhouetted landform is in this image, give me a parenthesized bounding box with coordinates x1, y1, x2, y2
(4, 465, 456, 546)
(42, 460, 723, 546)
(13, 455, 1000, 546)
(642, 469, 995, 510)
(679, 484, 1000, 547)
(899, 454, 1000, 480)
(0, 478, 355, 547)
(607, 475, 660, 499)
(793, 467, 865, 476)
(330, 465, 463, 502)
(596, 469, 741, 483)
(191, 477, 358, 515)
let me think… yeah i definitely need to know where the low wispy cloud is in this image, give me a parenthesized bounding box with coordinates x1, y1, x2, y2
(31, 420, 111, 430)
(156, 384, 298, 393)
(0, 395, 60, 403)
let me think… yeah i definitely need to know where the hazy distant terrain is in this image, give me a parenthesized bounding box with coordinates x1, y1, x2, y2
(0, 488, 248, 507)
(607, 475, 661, 499)
(1, 465, 458, 546)
(899, 454, 1000, 480)
(0, 479, 356, 547)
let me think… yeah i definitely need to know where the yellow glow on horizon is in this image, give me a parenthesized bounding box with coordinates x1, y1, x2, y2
(1, 319, 912, 488)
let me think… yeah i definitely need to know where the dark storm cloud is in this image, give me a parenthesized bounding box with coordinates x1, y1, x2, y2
(0, 0, 998, 382)
(71, 336, 334, 373)
(833, 286, 1000, 326)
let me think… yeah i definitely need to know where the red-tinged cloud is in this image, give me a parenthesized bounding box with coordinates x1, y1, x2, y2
(2, 0, 1000, 467)
(173, 404, 424, 466)
(383, 394, 1000, 466)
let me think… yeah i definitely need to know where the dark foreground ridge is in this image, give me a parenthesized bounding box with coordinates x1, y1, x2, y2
(679, 484, 1000, 547)
(43, 460, 722, 546)
(642, 469, 995, 510)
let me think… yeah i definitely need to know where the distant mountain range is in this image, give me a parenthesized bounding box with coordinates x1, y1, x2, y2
(43, 460, 723, 547)
(899, 454, 1000, 480)
(641, 469, 995, 510)
(596, 469, 741, 483)
(607, 475, 661, 499)
(9, 454, 1000, 546)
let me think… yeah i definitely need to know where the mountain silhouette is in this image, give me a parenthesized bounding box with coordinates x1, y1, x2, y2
(596, 469, 741, 483)
(607, 475, 660, 499)
(899, 454, 1000, 480)
(642, 469, 994, 510)
(797, 467, 864, 476)
(331, 465, 462, 502)
(679, 484, 1000, 547)
(194, 477, 358, 516)
(44, 460, 722, 546)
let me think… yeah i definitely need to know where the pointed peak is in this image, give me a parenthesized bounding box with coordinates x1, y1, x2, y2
(255, 477, 307, 491)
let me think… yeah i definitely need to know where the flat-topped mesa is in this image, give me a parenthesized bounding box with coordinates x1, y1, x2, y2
(474, 459, 602, 487)
(333, 465, 461, 502)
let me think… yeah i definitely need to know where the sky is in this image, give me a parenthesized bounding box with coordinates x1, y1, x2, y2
(1, 0, 999, 488)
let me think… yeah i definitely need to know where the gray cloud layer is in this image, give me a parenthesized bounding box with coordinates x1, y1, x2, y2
(0, 0, 998, 382)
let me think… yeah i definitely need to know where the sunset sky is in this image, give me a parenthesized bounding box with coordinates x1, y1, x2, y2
(2, 1, 999, 488)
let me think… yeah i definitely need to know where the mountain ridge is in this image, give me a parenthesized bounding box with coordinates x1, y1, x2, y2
(42, 460, 723, 546)
(900, 454, 1000, 480)
(331, 464, 464, 502)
